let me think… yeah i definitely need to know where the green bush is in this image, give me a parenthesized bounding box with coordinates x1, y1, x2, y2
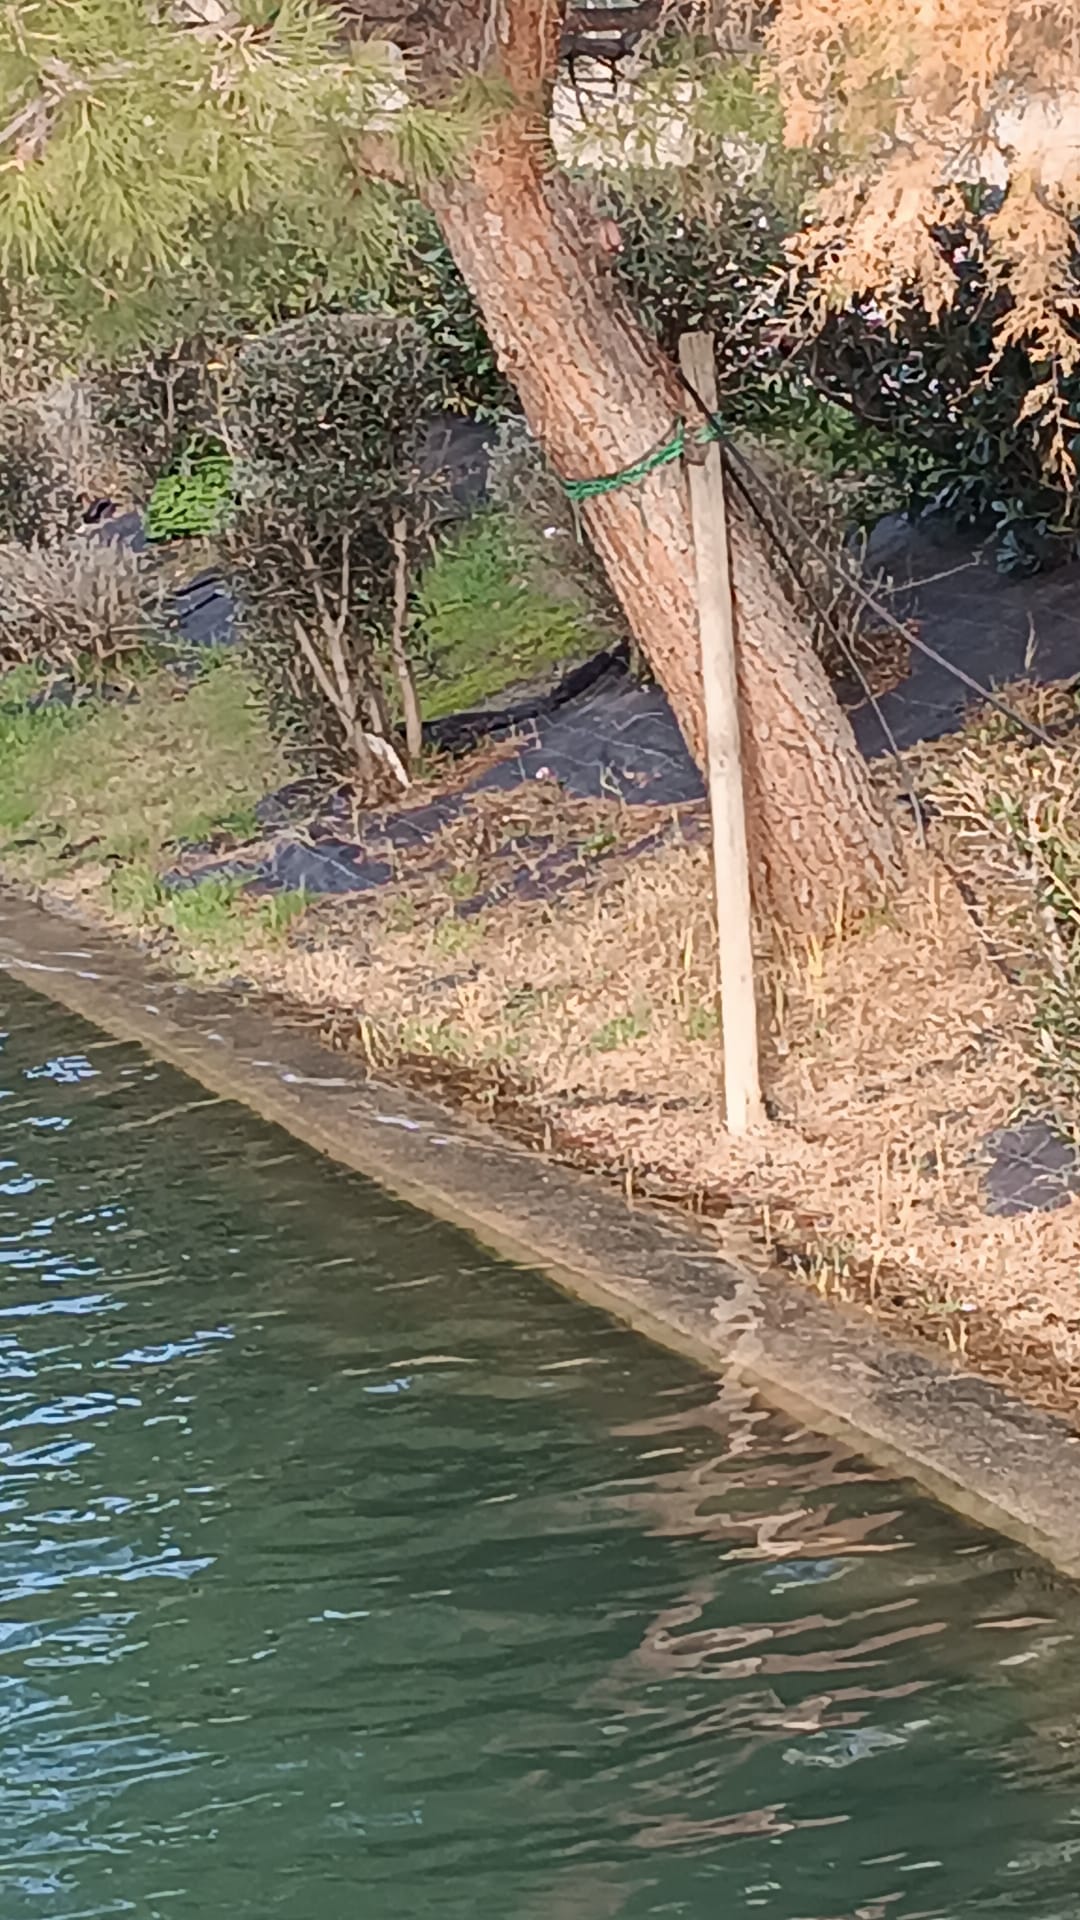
(146, 436, 234, 542)
(611, 186, 1080, 568)
(226, 309, 437, 776)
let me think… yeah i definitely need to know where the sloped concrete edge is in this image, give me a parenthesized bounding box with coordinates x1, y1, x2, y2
(2, 887, 1079, 1579)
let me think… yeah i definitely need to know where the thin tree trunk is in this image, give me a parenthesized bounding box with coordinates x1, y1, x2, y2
(390, 513, 424, 767)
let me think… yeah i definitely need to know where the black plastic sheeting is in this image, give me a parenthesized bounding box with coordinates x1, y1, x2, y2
(165, 514, 1080, 910)
(97, 499, 1080, 1218)
(849, 514, 1080, 755)
(983, 1120, 1080, 1218)
(98, 413, 493, 657)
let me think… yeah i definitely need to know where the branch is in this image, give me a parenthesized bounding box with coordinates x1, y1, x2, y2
(389, 512, 423, 766)
(292, 614, 345, 715)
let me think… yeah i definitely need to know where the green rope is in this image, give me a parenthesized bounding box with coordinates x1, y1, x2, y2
(563, 416, 720, 507)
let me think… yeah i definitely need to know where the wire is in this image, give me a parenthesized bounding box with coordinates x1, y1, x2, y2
(727, 459, 929, 843)
(673, 362, 1056, 750)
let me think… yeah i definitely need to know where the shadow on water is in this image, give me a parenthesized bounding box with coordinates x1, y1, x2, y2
(1, 975, 1080, 1920)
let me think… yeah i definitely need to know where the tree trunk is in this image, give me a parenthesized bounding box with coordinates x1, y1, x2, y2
(424, 132, 900, 932)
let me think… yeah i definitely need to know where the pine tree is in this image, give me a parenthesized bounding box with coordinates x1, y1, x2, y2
(14, 2, 1071, 930)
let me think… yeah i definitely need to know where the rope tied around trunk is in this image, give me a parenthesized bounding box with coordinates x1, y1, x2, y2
(562, 416, 720, 508)
(563, 379, 1052, 762)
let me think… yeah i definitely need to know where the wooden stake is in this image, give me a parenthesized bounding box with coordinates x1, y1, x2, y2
(678, 331, 763, 1135)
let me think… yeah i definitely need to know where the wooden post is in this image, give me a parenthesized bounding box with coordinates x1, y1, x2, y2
(678, 330, 763, 1135)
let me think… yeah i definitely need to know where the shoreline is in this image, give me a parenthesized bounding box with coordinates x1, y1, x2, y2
(3, 885, 1080, 1582)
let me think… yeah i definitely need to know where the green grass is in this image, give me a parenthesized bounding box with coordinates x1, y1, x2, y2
(107, 868, 308, 959)
(0, 654, 309, 971)
(590, 1008, 651, 1053)
(107, 863, 165, 921)
(0, 657, 289, 874)
(411, 510, 617, 719)
(160, 875, 249, 947)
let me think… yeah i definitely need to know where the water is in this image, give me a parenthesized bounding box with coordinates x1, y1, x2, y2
(1, 981, 1080, 1919)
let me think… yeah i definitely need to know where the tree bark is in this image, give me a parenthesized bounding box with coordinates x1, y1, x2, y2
(393, 0, 902, 932)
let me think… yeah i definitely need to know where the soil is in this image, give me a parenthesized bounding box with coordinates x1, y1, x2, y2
(6, 513, 1080, 1424)
(21, 706, 1080, 1428)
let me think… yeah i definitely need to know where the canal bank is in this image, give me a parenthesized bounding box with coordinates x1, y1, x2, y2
(3, 885, 1080, 1585)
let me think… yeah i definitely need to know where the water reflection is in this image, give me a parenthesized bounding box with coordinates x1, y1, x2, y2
(1, 978, 1080, 1919)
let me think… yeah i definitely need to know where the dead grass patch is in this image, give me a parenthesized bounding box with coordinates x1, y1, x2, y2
(12, 678, 1080, 1419)
(887, 679, 1080, 1125)
(233, 791, 1080, 1416)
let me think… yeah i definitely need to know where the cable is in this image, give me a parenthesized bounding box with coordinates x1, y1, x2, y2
(673, 362, 1056, 749)
(728, 459, 930, 842)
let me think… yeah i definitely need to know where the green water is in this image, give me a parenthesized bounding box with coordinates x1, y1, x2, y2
(2, 979, 1080, 1919)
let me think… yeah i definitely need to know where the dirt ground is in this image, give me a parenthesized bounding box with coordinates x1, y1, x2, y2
(181, 700, 1080, 1421)
(19, 681, 1080, 1426)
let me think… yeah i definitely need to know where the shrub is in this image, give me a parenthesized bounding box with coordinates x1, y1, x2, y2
(146, 436, 235, 542)
(0, 534, 161, 678)
(226, 309, 438, 786)
(0, 402, 81, 549)
(611, 185, 1080, 567)
(352, 209, 512, 423)
(89, 344, 231, 499)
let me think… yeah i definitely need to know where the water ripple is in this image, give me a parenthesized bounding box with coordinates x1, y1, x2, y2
(1, 976, 1079, 1920)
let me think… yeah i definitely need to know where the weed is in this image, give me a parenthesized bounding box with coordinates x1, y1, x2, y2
(0, 701, 78, 835)
(793, 1239, 858, 1300)
(591, 1008, 651, 1052)
(445, 866, 480, 901)
(924, 722, 1080, 1118)
(581, 827, 618, 860)
(173, 800, 262, 849)
(504, 984, 544, 1026)
(254, 889, 308, 942)
(383, 896, 417, 934)
(108, 864, 164, 923)
(684, 999, 721, 1043)
(399, 1016, 470, 1060)
(432, 915, 482, 957)
(161, 876, 248, 949)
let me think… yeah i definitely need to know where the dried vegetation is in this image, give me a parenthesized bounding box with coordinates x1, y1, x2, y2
(206, 714, 1080, 1421)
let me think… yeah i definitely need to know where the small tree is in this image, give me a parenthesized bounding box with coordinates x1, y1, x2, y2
(226, 309, 435, 788)
(12, 1, 1080, 929)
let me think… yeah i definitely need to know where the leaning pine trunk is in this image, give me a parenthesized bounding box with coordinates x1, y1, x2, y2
(427, 129, 901, 934)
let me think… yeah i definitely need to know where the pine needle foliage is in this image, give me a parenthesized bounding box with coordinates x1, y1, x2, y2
(0, 0, 474, 355)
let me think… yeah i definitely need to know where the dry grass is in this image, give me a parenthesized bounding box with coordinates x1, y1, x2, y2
(0, 534, 162, 676)
(227, 767, 1080, 1414)
(13, 676, 1080, 1416)
(888, 680, 1080, 1124)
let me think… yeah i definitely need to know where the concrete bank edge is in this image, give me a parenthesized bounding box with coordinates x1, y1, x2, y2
(2, 887, 1079, 1581)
